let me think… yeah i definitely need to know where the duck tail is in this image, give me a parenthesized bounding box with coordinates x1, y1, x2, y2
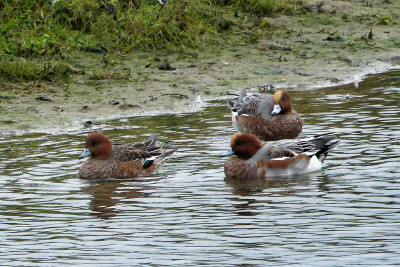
(238, 88, 247, 103)
(314, 139, 340, 163)
(144, 134, 159, 147)
(163, 149, 177, 158)
(278, 133, 337, 154)
(143, 149, 177, 170)
(227, 100, 236, 110)
(227, 88, 247, 111)
(304, 133, 335, 150)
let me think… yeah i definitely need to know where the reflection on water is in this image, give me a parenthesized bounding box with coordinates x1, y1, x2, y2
(81, 179, 152, 220)
(1, 70, 400, 265)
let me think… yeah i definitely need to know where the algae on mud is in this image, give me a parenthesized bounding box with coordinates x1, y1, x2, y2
(1, 0, 400, 134)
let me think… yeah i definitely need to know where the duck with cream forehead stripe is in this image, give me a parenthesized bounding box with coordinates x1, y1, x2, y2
(227, 89, 303, 141)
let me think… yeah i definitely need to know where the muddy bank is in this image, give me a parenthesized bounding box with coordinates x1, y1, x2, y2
(1, 0, 400, 135)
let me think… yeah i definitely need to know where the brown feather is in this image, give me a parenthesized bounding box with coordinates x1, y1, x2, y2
(79, 133, 175, 180)
(259, 154, 309, 169)
(232, 90, 302, 141)
(224, 158, 262, 179)
(236, 113, 302, 141)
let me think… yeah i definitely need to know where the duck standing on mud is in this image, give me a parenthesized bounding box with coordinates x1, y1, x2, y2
(227, 89, 303, 141)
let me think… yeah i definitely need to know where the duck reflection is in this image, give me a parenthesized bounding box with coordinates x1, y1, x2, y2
(225, 175, 311, 195)
(81, 179, 152, 220)
(224, 173, 319, 216)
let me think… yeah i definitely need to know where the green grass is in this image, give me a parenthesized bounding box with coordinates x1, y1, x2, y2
(0, 57, 70, 81)
(0, 0, 301, 82)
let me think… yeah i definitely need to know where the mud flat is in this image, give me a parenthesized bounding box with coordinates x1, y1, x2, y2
(1, 0, 399, 135)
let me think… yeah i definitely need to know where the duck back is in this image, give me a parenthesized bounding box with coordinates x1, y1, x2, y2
(228, 89, 303, 141)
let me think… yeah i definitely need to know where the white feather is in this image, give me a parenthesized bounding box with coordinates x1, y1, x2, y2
(231, 111, 238, 130)
(262, 155, 323, 177)
(302, 155, 323, 173)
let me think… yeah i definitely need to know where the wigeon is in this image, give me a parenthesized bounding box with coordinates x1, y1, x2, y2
(227, 89, 303, 141)
(220, 133, 339, 179)
(78, 133, 176, 180)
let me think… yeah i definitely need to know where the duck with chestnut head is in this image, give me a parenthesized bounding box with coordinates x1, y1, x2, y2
(227, 89, 303, 141)
(78, 133, 176, 180)
(220, 133, 339, 179)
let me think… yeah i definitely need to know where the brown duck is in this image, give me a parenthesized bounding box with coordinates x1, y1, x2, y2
(227, 89, 303, 141)
(220, 133, 340, 179)
(78, 133, 176, 180)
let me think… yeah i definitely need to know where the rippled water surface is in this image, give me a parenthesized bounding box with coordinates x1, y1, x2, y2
(1, 70, 400, 265)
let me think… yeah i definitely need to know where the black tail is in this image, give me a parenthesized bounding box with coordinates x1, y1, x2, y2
(302, 134, 336, 152)
(314, 139, 340, 162)
(143, 149, 177, 170)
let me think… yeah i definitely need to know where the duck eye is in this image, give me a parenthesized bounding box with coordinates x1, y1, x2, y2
(282, 96, 286, 101)
(236, 140, 244, 146)
(93, 140, 100, 146)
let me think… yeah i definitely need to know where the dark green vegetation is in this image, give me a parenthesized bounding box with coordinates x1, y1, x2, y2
(0, 0, 302, 82)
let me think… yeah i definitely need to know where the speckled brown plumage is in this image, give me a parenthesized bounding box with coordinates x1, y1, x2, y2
(228, 89, 303, 141)
(235, 112, 302, 141)
(224, 157, 262, 179)
(78, 133, 175, 180)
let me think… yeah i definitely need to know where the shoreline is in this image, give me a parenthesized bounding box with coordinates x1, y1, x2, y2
(1, 0, 400, 136)
(1, 49, 400, 137)
(1, 59, 399, 137)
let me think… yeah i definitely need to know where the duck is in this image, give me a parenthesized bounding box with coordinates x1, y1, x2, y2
(227, 89, 303, 141)
(78, 133, 176, 180)
(220, 133, 339, 179)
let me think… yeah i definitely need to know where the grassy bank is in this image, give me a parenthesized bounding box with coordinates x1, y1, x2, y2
(1, 0, 399, 133)
(0, 0, 301, 82)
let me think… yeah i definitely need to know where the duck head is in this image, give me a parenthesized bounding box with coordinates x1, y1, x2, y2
(79, 133, 112, 160)
(271, 90, 293, 116)
(220, 133, 263, 160)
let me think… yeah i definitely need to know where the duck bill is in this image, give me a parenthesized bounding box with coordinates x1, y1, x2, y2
(271, 104, 281, 116)
(220, 148, 234, 157)
(79, 148, 92, 159)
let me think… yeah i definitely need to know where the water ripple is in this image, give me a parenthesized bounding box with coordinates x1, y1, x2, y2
(1, 70, 400, 265)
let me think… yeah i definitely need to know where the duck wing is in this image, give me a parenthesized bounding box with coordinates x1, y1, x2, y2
(257, 154, 312, 177)
(247, 134, 338, 166)
(112, 134, 164, 162)
(248, 145, 296, 165)
(272, 134, 336, 154)
(228, 88, 274, 118)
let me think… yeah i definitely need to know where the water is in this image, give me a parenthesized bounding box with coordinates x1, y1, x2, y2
(1, 70, 400, 266)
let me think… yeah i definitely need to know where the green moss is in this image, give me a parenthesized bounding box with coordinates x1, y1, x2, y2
(0, 57, 70, 81)
(378, 14, 393, 25)
(209, 0, 301, 15)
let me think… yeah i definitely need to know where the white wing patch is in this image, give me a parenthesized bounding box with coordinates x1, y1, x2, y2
(262, 156, 322, 177)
